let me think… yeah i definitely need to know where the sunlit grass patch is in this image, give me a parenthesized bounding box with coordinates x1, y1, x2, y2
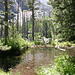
(0, 69, 12, 75)
(0, 69, 21, 75)
(35, 54, 75, 75)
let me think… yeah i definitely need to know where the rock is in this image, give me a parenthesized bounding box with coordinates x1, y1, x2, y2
(26, 67, 31, 70)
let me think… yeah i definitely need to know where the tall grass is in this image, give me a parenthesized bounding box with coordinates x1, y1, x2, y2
(35, 54, 75, 75)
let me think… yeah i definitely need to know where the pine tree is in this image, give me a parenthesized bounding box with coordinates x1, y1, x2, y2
(48, 0, 75, 40)
(25, 0, 41, 40)
(0, 0, 14, 44)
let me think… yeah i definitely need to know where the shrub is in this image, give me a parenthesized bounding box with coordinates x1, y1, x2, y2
(0, 36, 34, 51)
(34, 40, 45, 45)
(35, 54, 75, 75)
(72, 44, 75, 47)
(55, 54, 75, 75)
(7, 36, 34, 50)
(0, 69, 20, 75)
(0, 69, 12, 75)
(61, 41, 72, 47)
(7, 37, 25, 50)
(66, 41, 72, 47)
(51, 41, 73, 47)
(0, 40, 11, 51)
(51, 40, 59, 46)
(24, 40, 34, 47)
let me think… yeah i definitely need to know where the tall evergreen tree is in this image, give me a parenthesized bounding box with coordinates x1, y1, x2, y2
(48, 0, 75, 40)
(25, 0, 41, 40)
(0, 0, 14, 44)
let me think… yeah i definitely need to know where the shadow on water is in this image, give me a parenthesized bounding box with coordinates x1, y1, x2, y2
(0, 49, 28, 72)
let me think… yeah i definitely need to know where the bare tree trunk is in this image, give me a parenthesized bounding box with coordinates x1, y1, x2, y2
(45, 21, 47, 38)
(27, 19, 28, 39)
(32, 0, 35, 40)
(1, 22, 3, 38)
(17, 1, 19, 31)
(35, 20, 37, 32)
(22, 1, 23, 38)
(23, 12, 26, 39)
(5, 0, 8, 44)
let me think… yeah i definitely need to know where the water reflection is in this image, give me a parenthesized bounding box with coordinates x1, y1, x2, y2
(22, 48, 63, 66)
(0, 47, 74, 75)
(12, 47, 64, 75)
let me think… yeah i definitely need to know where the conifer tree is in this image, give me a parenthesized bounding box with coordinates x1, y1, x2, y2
(25, 0, 41, 40)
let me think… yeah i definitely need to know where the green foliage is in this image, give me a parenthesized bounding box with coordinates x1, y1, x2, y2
(24, 40, 34, 47)
(0, 69, 20, 75)
(36, 54, 75, 75)
(0, 69, 12, 75)
(62, 41, 72, 47)
(0, 35, 34, 51)
(7, 36, 34, 50)
(59, 41, 75, 47)
(0, 40, 11, 51)
(35, 33, 42, 40)
(35, 66, 51, 75)
(50, 40, 75, 47)
(7, 36, 25, 50)
(47, 0, 75, 41)
(34, 40, 45, 45)
(71, 41, 75, 44)
(51, 40, 57, 46)
(55, 54, 75, 75)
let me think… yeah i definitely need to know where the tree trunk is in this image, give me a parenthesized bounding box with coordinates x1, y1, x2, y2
(32, 0, 35, 40)
(45, 21, 47, 38)
(23, 12, 26, 39)
(35, 20, 37, 32)
(1, 22, 3, 38)
(26, 19, 28, 39)
(17, 1, 19, 31)
(5, 0, 8, 44)
(22, 1, 23, 38)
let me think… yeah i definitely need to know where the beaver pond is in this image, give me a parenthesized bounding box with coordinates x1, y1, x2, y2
(0, 47, 75, 75)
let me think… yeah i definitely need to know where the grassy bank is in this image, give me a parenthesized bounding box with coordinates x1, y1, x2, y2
(35, 54, 75, 75)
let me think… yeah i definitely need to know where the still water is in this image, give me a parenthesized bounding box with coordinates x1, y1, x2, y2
(12, 47, 72, 75)
(0, 47, 75, 75)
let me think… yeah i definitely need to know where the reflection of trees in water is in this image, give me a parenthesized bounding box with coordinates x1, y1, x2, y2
(0, 54, 21, 72)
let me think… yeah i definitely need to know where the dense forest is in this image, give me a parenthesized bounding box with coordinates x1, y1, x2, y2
(0, 0, 75, 75)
